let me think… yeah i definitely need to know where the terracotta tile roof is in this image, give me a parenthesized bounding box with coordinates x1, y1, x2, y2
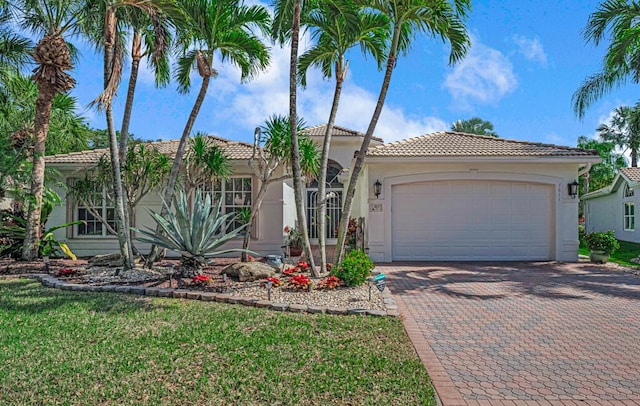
(303, 124, 384, 143)
(45, 136, 255, 164)
(621, 167, 640, 182)
(366, 131, 599, 158)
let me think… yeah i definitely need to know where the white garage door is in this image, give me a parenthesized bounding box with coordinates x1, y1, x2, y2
(391, 180, 554, 261)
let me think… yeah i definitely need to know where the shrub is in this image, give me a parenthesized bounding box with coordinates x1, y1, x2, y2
(191, 274, 212, 286)
(583, 230, 620, 254)
(317, 275, 342, 290)
(56, 268, 77, 277)
(578, 224, 586, 248)
(134, 189, 254, 276)
(289, 274, 312, 290)
(333, 249, 374, 287)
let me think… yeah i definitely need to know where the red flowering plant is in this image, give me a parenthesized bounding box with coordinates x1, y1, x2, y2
(56, 268, 77, 277)
(296, 261, 309, 272)
(316, 275, 342, 290)
(282, 267, 299, 276)
(264, 277, 283, 287)
(289, 274, 312, 290)
(191, 274, 212, 286)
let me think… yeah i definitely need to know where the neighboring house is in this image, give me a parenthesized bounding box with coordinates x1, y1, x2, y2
(583, 167, 640, 243)
(46, 126, 599, 262)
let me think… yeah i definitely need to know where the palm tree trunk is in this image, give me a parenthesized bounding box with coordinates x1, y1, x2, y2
(104, 11, 134, 271)
(632, 148, 638, 167)
(21, 84, 55, 260)
(120, 30, 143, 242)
(147, 74, 211, 263)
(119, 30, 142, 163)
(318, 67, 344, 273)
(106, 104, 135, 270)
(289, 0, 318, 276)
(334, 29, 400, 267)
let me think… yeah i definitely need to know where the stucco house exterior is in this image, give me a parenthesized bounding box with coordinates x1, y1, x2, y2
(46, 125, 599, 262)
(583, 167, 640, 243)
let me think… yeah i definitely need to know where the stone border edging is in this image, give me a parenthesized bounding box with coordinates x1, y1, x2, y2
(20, 274, 398, 317)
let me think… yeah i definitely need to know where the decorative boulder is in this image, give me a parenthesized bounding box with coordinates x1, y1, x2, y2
(222, 262, 276, 282)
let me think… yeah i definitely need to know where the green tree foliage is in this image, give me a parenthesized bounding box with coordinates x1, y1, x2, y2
(577, 135, 626, 193)
(451, 117, 498, 137)
(596, 105, 640, 167)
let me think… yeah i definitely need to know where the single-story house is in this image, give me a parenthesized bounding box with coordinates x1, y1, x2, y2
(583, 167, 640, 243)
(46, 125, 600, 262)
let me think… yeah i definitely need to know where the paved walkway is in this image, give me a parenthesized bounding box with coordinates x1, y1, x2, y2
(377, 262, 640, 406)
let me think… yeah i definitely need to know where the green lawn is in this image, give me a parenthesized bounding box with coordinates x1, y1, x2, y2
(580, 239, 640, 267)
(0, 279, 434, 405)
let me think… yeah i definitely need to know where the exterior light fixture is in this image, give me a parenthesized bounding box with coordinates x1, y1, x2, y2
(374, 179, 382, 199)
(568, 180, 579, 199)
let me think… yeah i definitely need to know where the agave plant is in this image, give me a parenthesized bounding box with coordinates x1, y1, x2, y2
(134, 189, 252, 276)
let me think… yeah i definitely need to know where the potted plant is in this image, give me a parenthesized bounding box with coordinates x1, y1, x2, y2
(583, 230, 620, 263)
(284, 226, 303, 257)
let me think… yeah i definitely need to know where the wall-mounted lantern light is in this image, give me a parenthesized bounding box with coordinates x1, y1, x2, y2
(568, 180, 579, 199)
(374, 179, 382, 199)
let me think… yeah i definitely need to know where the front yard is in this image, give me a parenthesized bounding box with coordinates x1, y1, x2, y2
(0, 279, 434, 405)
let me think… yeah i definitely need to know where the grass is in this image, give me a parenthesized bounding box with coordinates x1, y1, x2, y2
(580, 239, 640, 267)
(0, 279, 435, 405)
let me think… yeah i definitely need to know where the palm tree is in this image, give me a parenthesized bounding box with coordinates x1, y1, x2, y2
(297, 0, 387, 273)
(272, 0, 319, 273)
(243, 115, 319, 261)
(597, 105, 640, 167)
(92, 0, 180, 270)
(146, 0, 271, 263)
(451, 117, 498, 137)
(118, 9, 173, 163)
(15, 0, 85, 260)
(573, 0, 640, 118)
(333, 0, 471, 266)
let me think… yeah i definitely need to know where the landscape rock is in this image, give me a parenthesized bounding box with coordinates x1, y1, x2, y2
(222, 262, 276, 282)
(88, 253, 145, 268)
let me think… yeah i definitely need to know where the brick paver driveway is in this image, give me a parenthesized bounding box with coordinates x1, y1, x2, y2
(377, 262, 640, 406)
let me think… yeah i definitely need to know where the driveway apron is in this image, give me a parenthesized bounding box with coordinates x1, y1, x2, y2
(378, 262, 640, 406)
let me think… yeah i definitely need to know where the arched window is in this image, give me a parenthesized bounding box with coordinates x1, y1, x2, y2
(306, 160, 343, 239)
(624, 183, 634, 198)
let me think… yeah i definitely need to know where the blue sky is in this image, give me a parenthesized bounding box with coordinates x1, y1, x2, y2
(68, 0, 640, 147)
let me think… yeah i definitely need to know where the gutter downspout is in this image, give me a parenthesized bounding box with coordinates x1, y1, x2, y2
(578, 163, 593, 195)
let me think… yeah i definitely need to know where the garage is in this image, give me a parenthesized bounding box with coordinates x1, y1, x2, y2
(391, 180, 554, 261)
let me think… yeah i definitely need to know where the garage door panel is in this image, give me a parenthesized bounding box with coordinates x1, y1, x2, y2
(391, 180, 553, 261)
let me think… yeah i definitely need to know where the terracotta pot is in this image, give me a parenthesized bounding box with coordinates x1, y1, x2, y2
(289, 247, 303, 257)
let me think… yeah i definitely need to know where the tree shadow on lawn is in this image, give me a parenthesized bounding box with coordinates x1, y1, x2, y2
(0, 279, 172, 315)
(379, 262, 640, 301)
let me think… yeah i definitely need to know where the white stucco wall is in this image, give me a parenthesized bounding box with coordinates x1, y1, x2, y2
(47, 163, 287, 258)
(364, 160, 583, 263)
(584, 182, 640, 243)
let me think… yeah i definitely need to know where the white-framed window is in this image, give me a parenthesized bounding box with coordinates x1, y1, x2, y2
(75, 186, 117, 237)
(624, 202, 635, 231)
(201, 177, 252, 231)
(625, 184, 634, 198)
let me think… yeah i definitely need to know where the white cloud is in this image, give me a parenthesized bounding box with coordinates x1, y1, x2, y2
(512, 35, 548, 67)
(443, 42, 517, 107)
(209, 35, 448, 143)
